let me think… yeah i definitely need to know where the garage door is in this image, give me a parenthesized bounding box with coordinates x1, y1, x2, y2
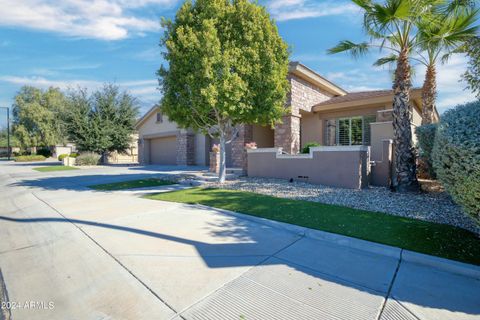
(149, 136, 177, 165)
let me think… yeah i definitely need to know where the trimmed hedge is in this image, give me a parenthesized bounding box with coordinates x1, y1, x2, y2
(75, 152, 101, 166)
(432, 100, 480, 221)
(301, 141, 321, 154)
(415, 124, 437, 179)
(14, 155, 46, 162)
(58, 154, 69, 161)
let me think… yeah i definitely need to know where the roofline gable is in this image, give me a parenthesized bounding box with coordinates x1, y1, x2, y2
(135, 105, 160, 129)
(289, 62, 347, 96)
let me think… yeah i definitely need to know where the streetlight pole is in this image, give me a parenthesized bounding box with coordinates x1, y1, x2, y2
(1, 107, 10, 160)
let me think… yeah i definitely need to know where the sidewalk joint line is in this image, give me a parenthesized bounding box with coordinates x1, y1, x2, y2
(376, 249, 403, 320)
(32, 192, 181, 317)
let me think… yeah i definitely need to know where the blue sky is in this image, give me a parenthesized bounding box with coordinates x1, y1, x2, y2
(0, 0, 477, 125)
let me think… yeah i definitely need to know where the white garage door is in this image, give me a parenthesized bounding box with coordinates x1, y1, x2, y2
(149, 136, 177, 165)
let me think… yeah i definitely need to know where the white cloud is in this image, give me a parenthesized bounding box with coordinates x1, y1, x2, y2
(0, 0, 177, 40)
(267, 0, 358, 21)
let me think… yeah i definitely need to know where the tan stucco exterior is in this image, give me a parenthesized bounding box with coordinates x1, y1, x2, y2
(136, 106, 178, 137)
(135, 61, 437, 180)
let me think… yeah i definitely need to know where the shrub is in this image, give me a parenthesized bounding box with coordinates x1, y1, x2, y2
(75, 152, 101, 166)
(58, 154, 69, 161)
(14, 155, 46, 162)
(432, 100, 480, 221)
(415, 124, 437, 179)
(36, 148, 52, 158)
(69, 152, 79, 158)
(301, 142, 321, 154)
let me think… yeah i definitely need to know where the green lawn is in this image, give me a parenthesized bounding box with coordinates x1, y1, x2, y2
(90, 178, 176, 191)
(146, 188, 480, 265)
(33, 166, 79, 172)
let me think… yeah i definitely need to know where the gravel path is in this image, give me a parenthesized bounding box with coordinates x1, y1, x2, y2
(208, 177, 480, 236)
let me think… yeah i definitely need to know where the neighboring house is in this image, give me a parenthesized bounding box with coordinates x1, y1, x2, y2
(136, 61, 438, 171)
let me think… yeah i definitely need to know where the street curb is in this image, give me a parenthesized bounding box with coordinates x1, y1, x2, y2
(190, 203, 479, 278)
(402, 250, 480, 279)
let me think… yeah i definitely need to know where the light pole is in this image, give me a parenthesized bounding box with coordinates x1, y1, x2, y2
(0, 107, 10, 160)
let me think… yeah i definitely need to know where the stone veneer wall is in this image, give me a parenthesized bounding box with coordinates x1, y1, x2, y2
(231, 124, 253, 170)
(274, 74, 333, 154)
(176, 131, 196, 165)
(274, 115, 301, 154)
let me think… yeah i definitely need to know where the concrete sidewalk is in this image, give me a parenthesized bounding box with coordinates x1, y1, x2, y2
(0, 161, 479, 319)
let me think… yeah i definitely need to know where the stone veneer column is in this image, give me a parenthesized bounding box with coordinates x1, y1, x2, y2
(274, 114, 301, 154)
(231, 124, 253, 170)
(176, 131, 196, 165)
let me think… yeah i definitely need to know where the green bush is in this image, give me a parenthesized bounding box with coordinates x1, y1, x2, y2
(58, 154, 69, 161)
(36, 148, 52, 158)
(69, 152, 79, 158)
(415, 124, 438, 179)
(75, 152, 101, 166)
(301, 142, 321, 154)
(432, 100, 480, 221)
(14, 155, 46, 162)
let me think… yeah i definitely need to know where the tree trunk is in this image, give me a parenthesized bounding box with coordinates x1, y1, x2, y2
(421, 64, 437, 125)
(218, 132, 227, 183)
(392, 48, 420, 192)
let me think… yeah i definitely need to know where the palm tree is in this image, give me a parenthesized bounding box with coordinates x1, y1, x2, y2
(374, 5, 479, 124)
(417, 7, 478, 124)
(329, 0, 438, 192)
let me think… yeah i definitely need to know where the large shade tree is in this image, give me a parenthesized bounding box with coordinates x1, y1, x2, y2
(329, 0, 440, 192)
(158, 0, 290, 182)
(66, 85, 139, 160)
(12, 86, 68, 149)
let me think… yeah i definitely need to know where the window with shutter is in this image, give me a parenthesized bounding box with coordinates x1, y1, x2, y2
(334, 115, 376, 146)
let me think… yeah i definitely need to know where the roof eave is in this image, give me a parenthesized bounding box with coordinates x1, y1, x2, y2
(135, 105, 160, 129)
(289, 62, 347, 97)
(313, 89, 423, 112)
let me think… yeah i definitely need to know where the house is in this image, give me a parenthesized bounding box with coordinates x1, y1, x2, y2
(136, 62, 438, 186)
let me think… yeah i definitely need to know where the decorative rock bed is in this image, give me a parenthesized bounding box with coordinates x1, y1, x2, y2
(207, 177, 480, 236)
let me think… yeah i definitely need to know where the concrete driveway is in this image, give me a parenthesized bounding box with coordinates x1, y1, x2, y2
(0, 161, 479, 320)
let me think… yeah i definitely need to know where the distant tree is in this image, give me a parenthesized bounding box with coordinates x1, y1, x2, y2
(463, 37, 480, 97)
(12, 86, 67, 149)
(66, 85, 139, 160)
(158, 0, 290, 182)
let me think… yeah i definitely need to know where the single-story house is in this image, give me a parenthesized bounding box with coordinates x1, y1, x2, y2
(136, 61, 438, 186)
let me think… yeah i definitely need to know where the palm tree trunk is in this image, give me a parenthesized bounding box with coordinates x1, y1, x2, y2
(392, 48, 420, 192)
(421, 64, 437, 125)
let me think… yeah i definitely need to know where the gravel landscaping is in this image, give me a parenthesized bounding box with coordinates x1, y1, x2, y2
(207, 177, 480, 236)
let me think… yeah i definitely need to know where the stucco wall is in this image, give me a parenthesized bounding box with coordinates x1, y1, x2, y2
(300, 113, 322, 148)
(252, 125, 274, 148)
(194, 133, 208, 166)
(370, 121, 394, 161)
(137, 110, 178, 137)
(247, 146, 370, 189)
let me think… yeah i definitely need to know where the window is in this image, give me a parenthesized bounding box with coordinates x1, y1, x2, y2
(156, 112, 163, 123)
(335, 115, 376, 146)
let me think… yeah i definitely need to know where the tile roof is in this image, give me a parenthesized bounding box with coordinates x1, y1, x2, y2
(314, 88, 422, 108)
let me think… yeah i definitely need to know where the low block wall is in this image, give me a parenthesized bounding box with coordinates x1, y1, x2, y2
(247, 146, 370, 189)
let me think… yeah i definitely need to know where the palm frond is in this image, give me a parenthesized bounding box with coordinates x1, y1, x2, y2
(327, 41, 370, 58)
(373, 54, 399, 66)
